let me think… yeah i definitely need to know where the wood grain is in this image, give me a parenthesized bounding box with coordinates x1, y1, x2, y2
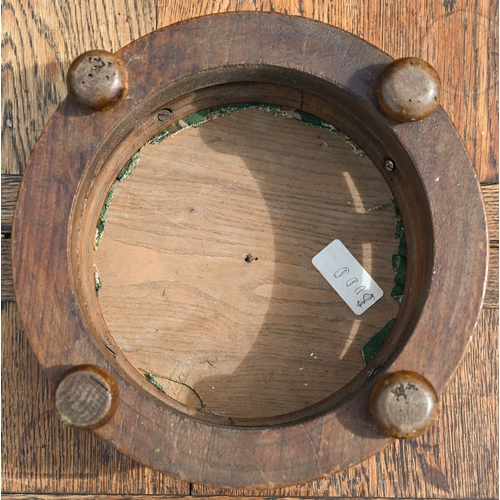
(11, 13, 488, 485)
(2, 177, 498, 240)
(482, 184, 499, 243)
(2, 239, 14, 301)
(6, 497, 489, 500)
(95, 106, 400, 419)
(0, 234, 493, 315)
(157, 0, 498, 184)
(4, 497, 466, 500)
(1, 300, 190, 495)
(484, 246, 499, 309)
(2, 0, 497, 496)
(3, 1, 496, 183)
(2, 174, 497, 244)
(192, 308, 499, 498)
(1, 174, 21, 232)
(1, 0, 156, 175)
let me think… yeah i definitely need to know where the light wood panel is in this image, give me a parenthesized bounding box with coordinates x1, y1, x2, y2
(95, 106, 400, 419)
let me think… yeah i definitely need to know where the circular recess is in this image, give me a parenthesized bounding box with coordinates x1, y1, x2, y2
(93, 104, 401, 420)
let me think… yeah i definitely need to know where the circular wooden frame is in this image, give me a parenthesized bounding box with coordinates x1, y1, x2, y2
(12, 13, 487, 488)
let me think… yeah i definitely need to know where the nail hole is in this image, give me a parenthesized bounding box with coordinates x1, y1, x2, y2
(244, 254, 257, 263)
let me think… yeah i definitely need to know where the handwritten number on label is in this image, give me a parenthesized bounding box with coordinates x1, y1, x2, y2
(334, 266, 374, 307)
(357, 293, 375, 307)
(334, 267, 349, 278)
(312, 240, 383, 315)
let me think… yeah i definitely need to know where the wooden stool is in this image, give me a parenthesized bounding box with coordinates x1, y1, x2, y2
(12, 13, 487, 487)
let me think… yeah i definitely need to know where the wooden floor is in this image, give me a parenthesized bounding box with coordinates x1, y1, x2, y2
(1, 0, 498, 498)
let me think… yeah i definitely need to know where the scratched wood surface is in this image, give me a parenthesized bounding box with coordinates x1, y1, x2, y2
(94, 106, 400, 419)
(2, 0, 497, 183)
(2, 300, 497, 497)
(1, 0, 498, 498)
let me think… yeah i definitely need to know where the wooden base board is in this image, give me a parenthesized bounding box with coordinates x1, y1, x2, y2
(95, 107, 400, 419)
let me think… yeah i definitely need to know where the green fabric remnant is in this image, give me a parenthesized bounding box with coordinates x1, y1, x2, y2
(361, 198, 407, 364)
(148, 103, 261, 145)
(94, 152, 144, 250)
(144, 372, 167, 393)
(117, 151, 142, 181)
(94, 183, 117, 249)
(143, 370, 222, 416)
(343, 136, 367, 157)
(361, 317, 396, 365)
(257, 104, 341, 135)
(390, 199, 407, 303)
(93, 265, 102, 297)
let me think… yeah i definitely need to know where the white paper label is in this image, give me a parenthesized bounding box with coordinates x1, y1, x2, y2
(312, 239, 383, 315)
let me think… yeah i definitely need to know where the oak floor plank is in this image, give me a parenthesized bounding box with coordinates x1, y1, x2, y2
(1, 174, 21, 232)
(1, 239, 14, 301)
(1, 300, 190, 495)
(1, 0, 157, 175)
(484, 246, 499, 309)
(482, 184, 499, 242)
(6, 497, 482, 500)
(7, 497, 498, 500)
(2, 0, 498, 496)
